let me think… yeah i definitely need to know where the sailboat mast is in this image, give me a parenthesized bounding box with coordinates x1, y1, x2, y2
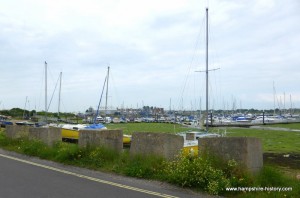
(290, 94, 292, 115)
(58, 72, 62, 118)
(45, 61, 48, 122)
(105, 66, 110, 116)
(23, 96, 28, 119)
(273, 81, 276, 115)
(94, 75, 107, 124)
(205, 8, 209, 131)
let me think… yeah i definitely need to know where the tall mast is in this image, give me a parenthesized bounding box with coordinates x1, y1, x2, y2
(45, 61, 48, 122)
(94, 75, 107, 124)
(58, 72, 62, 118)
(194, 8, 219, 130)
(23, 96, 28, 119)
(105, 66, 110, 116)
(284, 92, 286, 114)
(205, 8, 209, 131)
(273, 81, 275, 115)
(290, 94, 292, 115)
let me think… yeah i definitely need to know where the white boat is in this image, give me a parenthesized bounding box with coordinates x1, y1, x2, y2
(251, 115, 283, 123)
(112, 117, 120, 123)
(179, 131, 220, 156)
(96, 116, 104, 123)
(105, 117, 112, 123)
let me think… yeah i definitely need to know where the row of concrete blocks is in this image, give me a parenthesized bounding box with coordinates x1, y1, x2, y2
(4, 125, 123, 148)
(4, 125, 263, 173)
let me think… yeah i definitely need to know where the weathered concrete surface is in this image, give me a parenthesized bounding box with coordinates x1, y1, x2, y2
(199, 137, 263, 173)
(130, 132, 184, 160)
(29, 127, 61, 146)
(5, 125, 30, 139)
(78, 129, 123, 152)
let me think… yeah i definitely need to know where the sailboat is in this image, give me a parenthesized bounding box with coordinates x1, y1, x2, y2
(60, 67, 131, 145)
(60, 67, 108, 140)
(181, 8, 220, 156)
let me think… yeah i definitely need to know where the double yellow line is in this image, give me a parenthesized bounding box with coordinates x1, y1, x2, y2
(0, 153, 178, 198)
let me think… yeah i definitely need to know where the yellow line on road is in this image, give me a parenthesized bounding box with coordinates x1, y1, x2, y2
(0, 153, 178, 198)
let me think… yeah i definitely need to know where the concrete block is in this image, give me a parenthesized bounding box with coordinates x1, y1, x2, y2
(5, 125, 30, 139)
(78, 129, 123, 152)
(199, 137, 263, 173)
(130, 132, 184, 160)
(29, 127, 61, 146)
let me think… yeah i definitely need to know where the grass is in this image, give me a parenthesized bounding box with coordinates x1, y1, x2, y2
(268, 123, 300, 130)
(224, 127, 300, 153)
(105, 122, 198, 134)
(213, 125, 300, 187)
(233, 166, 300, 198)
(105, 122, 300, 154)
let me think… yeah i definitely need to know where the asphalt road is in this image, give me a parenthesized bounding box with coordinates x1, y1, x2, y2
(0, 149, 210, 198)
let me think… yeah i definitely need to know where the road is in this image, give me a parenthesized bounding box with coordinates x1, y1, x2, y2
(0, 149, 210, 198)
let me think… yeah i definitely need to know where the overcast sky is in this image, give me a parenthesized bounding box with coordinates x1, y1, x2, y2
(1, 0, 299, 113)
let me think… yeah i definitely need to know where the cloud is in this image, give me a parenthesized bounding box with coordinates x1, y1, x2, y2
(0, 0, 299, 112)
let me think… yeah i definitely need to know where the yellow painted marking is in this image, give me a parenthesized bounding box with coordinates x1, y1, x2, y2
(0, 153, 178, 198)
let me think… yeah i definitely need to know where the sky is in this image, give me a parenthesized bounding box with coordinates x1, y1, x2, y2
(0, 0, 299, 113)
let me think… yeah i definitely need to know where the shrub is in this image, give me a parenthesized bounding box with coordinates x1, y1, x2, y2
(161, 153, 231, 195)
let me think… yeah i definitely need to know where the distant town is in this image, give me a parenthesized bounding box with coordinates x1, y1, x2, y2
(1, 106, 300, 127)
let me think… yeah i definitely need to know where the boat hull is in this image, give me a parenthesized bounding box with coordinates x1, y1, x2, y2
(61, 128, 79, 139)
(61, 128, 132, 145)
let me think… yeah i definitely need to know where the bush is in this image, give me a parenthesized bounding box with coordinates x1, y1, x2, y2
(161, 153, 231, 195)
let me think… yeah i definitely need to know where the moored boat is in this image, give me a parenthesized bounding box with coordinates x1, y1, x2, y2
(60, 123, 106, 140)
(59, 123, 132, 145)
(179, 131, 220, 157)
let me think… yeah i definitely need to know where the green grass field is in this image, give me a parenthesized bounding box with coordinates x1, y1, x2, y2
(106, 122, 300, 154)
(268, 123, 300, 130)
(225, 127, 300, 153)
(105, 122, 197, 134)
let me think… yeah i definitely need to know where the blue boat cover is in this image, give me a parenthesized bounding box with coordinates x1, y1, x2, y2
(84, 123, 106, 129)
(2, 121, 13, 125)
